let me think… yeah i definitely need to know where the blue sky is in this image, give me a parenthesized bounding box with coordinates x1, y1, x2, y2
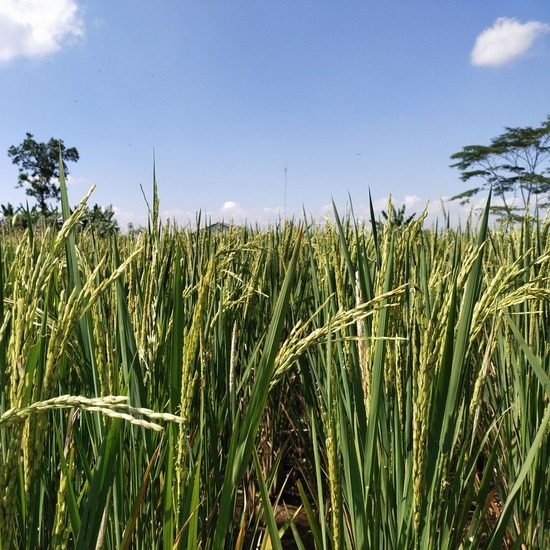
(1, 1, 549, 227)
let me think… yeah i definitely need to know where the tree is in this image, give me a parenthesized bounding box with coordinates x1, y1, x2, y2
(450, 115, 550, 219)
(0, 203, 41, 230)
(81, 204, 120, 236)
(7, 133, 80, 216)
(1, 203, 18, 219)
(380, 203, 416, 228)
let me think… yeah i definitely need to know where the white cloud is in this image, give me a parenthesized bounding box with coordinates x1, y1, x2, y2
(64, 174, 87, 187)
(403, 194, 421, 210)
(221, 201, 239, 212)
(112, 193, 545, 231)
(112, 206, 148, 230)
(327, 195, 471, 227)
(156, 202, 283, 227)
(471, 17, 550, 67)
(217, 201, 276, 224)
(0, 0, 84, 63)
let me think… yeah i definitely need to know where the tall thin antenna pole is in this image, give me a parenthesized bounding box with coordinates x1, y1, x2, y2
(284, 163, 287, 220)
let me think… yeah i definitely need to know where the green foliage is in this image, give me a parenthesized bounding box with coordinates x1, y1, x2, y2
(0, 203, 17, 218)
(80, 204, 120, 236)
(450, 115, 550, 219)
(7, 132, 79, 215)
(0, 203, 45, 231)
(379, 201, 416, 229)
(0, 202, 120, 235)
(0, 177, 549, 548)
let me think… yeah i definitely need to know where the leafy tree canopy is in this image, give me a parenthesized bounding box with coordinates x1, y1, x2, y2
(7, 132, 79, 216)
(80, 204, 120, 236)
(4, 134, 119, 235)
(380, 203, 416, 228)
(450, 115, 550, 219)
(0, 202, 120, 235)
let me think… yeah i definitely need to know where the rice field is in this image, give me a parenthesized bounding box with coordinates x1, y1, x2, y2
(0, 175, 549, 549)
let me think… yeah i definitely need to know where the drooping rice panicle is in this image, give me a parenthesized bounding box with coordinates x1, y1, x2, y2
(1, 177, 549, 548)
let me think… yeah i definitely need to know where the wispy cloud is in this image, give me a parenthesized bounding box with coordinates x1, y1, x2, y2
(111, 201, 285, 230)
(112, 206, 149, 230)
(113, 195, 543, 231)
(220, 201, 241, 215)
(0, 0, 84, 64)
(214, 201, 284, 225)
(471, 17, 550, 67)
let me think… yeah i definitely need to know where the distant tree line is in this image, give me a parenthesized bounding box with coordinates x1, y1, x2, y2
(5, 115, 548, 232)
(2, 132, 119, 235)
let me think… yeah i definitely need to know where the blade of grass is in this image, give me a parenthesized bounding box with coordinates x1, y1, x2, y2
(296, 479, 323, 549)
(505, 313, 550, 392)
(253, 448, 283, 550)
(121, 443, 161, 550)
(76, 419, 122, 550)
(58, 149, 100, 397)
(212, 230, 302, 547)
(486, 403, 550, 550)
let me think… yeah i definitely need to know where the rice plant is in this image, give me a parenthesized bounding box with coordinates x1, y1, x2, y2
(0, 170, 548, 548)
